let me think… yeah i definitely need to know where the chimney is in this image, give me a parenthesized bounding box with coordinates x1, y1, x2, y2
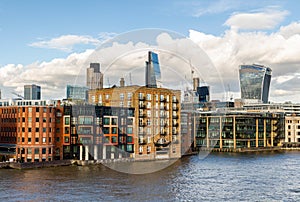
(193, 77, 199, 91)
(120, 78, 125, 87)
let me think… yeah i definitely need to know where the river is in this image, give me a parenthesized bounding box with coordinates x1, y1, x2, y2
(0, 151, 299, 201)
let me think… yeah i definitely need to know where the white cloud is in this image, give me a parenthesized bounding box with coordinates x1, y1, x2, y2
(279, 21, 300, 38)
(225, 8, 289, 30)
(29, 32, 116, 52)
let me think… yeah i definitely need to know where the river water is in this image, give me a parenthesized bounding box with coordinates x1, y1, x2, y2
(0, 151, 299, 201)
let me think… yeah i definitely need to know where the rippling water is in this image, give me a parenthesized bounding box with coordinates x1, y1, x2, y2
(0, 151, 299, 201)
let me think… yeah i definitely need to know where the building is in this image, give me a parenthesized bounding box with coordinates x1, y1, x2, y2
(239, 64, 272, 104)
(145, 51, 161, 88)
(61, 104, 135, 161)
(66, 85, 88, 101)
(192, 111, 284, 150)
(0, 100, 64, 162)
(87, 63, 103, 90)
(88, 85, 181, 160)
(24, 84, 41, 100)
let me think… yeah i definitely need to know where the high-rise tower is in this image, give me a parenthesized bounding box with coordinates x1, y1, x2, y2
(24, 84, 41, 100)
(145, 51, 161, 88)
(87, 63, 103, 90)
(239, 64, 272, 103)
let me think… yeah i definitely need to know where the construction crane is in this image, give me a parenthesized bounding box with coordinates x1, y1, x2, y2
(11, 92, 24, 99)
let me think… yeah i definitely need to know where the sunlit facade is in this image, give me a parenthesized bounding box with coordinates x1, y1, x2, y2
(239, 64, 272, 103)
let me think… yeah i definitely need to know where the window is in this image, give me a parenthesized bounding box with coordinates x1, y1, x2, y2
(36, 108, 39, 112)
(28, 117, 32, 123)
(127, 118, 133, 125)
(127, 136, 133, 143)
(28, 128, 32, 133)
(28, 137, 31, 143)
(111, 136, 117, 143)
(42, 148, 46, 154)
(28, 148, 32, 154)
(79, 117, 92, 125)
(42, 137, 46, 143)
(127, 93, 132, 99)
(288, 125, 291, 129)
(120, 93, 124, 100)
(103, 127, 109, 134)
(105, 94, 110, 100)
(127, 101, 132, 107)
(43, 118, 47, 123)
(127, 127, 133, 134)
(56, 137, 60, 142)
(34, 148, 39, 154)
(127, 144, 133, 152)
(43, 128, 46, 133)
(36, 118, 39, 122)
(35, 138, 39, 142)
(65, 117, 70, 125)
(112, 127, 117, 134)
(22, 137, 25, 142)
(22, 127, 25, 132)
(64, 127, 70, 134)
(64, 136, 69, 143)
(43, 108, 47, 113)
(112, 118, 118, 125)
(146, 94, 151, 100)
(104, 117, 110, 125)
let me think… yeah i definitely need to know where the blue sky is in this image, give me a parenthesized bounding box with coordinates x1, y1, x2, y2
(1, 0, 300, 102)
(0, 0, 299, 65)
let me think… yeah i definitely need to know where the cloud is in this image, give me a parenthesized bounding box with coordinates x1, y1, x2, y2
(189, 20, 300, 103)
(29, 32, 116, 52)
(0, 50, 93, 99)
(225, 8, 289, 30)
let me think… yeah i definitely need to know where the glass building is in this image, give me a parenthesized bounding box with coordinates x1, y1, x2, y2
(239, 64, 272, 103)
(66, 85, 88, 101)
(145, 51, 161, 88)
(24, 84, 41, 100)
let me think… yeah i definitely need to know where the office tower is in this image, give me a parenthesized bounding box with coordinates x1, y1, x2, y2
(66, 85, 88, 101)
(239, 64, 272, 103)
(24, 84, 41, 100)
(87, 63, 103, 90)
(197, 86, 210, 103)
(145, 51, 161, 88)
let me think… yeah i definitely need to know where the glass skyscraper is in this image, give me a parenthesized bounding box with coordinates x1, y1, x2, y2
(66, 85, 88, 101)
(145, 51, 161, 88)
(239, 64, 272, 103)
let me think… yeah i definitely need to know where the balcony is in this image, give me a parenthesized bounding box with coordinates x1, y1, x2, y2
(139, 97, 146, 101)
(139, 105, 146, 109)
(172, 115, 179, 119)
(154, 138, 171, 147)
(139, 113, 146, 118)
(139, 123, 146, 127)
(138, 138, 147, 145)
(173, 107, 179, 111)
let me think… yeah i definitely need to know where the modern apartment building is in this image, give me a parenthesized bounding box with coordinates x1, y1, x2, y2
(88, 85, 181, 160)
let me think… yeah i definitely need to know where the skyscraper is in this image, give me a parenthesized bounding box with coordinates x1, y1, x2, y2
(239, 64, 272, 103)
(87, 63, 103, 90)
(145, 51, 161, 88)
(24, 84, 41, 100)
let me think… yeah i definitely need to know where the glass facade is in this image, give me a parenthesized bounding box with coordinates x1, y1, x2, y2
(146, 51, 161, 88)
(66, 85, 88, 101)
(239, 64, 272, 103)
(24, 84, 41, 100)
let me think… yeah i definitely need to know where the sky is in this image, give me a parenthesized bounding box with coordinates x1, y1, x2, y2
(0, 0, 300, 103)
